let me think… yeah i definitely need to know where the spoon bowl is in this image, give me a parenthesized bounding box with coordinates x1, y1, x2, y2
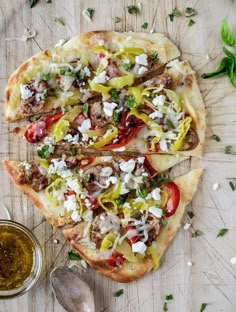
(50, 267, 95, 312)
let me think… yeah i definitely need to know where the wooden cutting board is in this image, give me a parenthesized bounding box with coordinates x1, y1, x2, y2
(0, 1, 236, 311)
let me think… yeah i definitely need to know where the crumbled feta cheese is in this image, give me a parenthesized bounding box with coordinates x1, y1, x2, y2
(59, 76, 75, 92)
(119, 159, 136, 173)
(103, 102, 117, 117)
(64, 194, 78, 212)
(83, 66, 91, 76)
(152, 95, 166, 106)
(108, 176, 118, 184)
(78, 119, 91, 142)
(66, 177, 81, 194)
(183, 223, 191, 230)
(149, 28, 155, 34)
(83, 210, 93, 222)
(102, 156, 113, 162)
(20, 84, 33, 100)
(149, 207, 163, 218)
(35, 92, 45, 102)
(123, 202, 131, 209)
(134, 197, 145, 203)
(132, 241, 147, 254)
(137, 157, 145, 164)
(187, 261, 193, 267)
(21, 162, 32, 171)
(135, 54, 148, 66)
(48, 159, 73, 179)
(120, 183, 130, 195)
(84, 198, 92, 208)
(53, 239, 59, 244)
(230, 257, 236, 265)
(149, 110, 163, 119)
(159, 139, 168, 152)
(138, 66, 148, 75)
(100, 166, 113, 177)
(150, 188, 161, 200)
(64, 133, 79, 144)
(166, 59, 179, 67)
(212, 183, 219, 191)
(71, 210, 81, 222)
(92, 71, 107, 84)
(206, 54, 210, 60)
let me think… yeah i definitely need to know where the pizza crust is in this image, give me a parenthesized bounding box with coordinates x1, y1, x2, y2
(63, 169, 202, 282)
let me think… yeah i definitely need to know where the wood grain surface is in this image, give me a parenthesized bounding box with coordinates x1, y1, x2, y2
(0, 1, 236, 311)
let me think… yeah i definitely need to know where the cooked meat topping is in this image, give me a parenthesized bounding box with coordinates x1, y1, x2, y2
(81, 90, 102, 104)
(142, 73, 173, 89)
(90, 102, 113, 128)
(65, 157, 79, 169)
(179, 128, 199, 151)
(18, 162, 51, 192)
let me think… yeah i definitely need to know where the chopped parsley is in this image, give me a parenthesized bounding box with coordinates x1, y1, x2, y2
(37, 145, 50, 159)
(163, 302, 168, 311)
(54, 18, 65, 26)
(124, 95, 137, 108)
(188, 19, 195, 27)
(192, 230, 203, 238)
(122, 63, 132, 71)
(142, 22, 149, 29)
(85, 8, 94, 20)
(151, 51, 159, 63)
(161, 218, 168, 226)
(217, 228, 228, 238)
(70, 148, 76, 156)
(127, 5, 139, 14)
(116, 196, 127, 206)
(141, 109, 151, 115)
(113, 111, 120, 125)
(111, 88, 119, 101)
(136, 187, 147, 198)
(187, 211, 195, 219)
(114, 289, 124, 297)
(29, 0, 38, 8)
(211, 134, 221, 142)
(68, 251, 82, 261)
(185, 7, 197, 17)
(200, 303, 207, 312)
(115, 17, 121, 23)
(166, 119, 175, 129)
(152, 172, 172, 186)
(83, 174, 91, 184)
(169, 8, 181, 22)
(60, 69, 76, 77)
(165, 294, 173, 300)
(83, 103, 89, 117)
(40, 73, 51, 81)
(45, 0, 51, 3)
(227, 178, 236, 191)
(225, 145, 236, 154)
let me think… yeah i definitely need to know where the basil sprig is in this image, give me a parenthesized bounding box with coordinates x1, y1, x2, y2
(220, 18, 236, 47)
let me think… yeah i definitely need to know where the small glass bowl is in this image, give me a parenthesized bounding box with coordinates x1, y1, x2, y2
(0, 220, 43, 299)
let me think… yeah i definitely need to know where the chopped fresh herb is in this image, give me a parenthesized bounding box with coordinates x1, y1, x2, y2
(115, 16, 121, 23)
(116, 196, 127, 206)
(142, 22, 149, 29)
(188, 19, 195, 27)
(60, 69, 76, 77)
(70, 148, 76, 156)
(37, 145, 50, 159)
(114, 289, 124, 297)
(142, 109, 151, 114)
(163, 302, 168, 311)
(136, 186, 147, 198)
(111, 88, 119, 101)
(220, 18, 236, 47)
(45, 0, 51, 3)
(68, 251, 82, 261)
(83, 103, 89, 117)
(151, 51, 159, 63)
(187, 211, 195, 219)
(192, 230, 203, 238)
(217, 228, 228, 237)
(152, 172, 172, 186)
(127, 5, 139, 14)
(85, 8, 94, 20)
(113, 111, 120, 125)
(35, 115, 42, 121)
(211, 134, 221, 142)
(225, 145, 236, 154)
(40, 73, 51, 81)
(64, 106, 70, 113)
(169, 8, 181, 22)
(165, 294, 173, 300)
(124, 95, 137, 108)
(122, 63, 132, 71)
(161, 218, 168, 226)
(229, 180, 236, 191)
(54, 18, 65, 26)
(185, 7, 196, 17)
(166, 119, 175, 129)
(29, 0, 38, 8)
(83, 174, 91, 184)
(200, 303, 207, 312)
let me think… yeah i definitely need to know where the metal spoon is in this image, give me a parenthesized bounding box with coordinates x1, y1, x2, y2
(50, 267, 95, 312)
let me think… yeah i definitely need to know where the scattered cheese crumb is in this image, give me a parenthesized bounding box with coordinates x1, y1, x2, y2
(212, 183, 219, 191)
(183, 223, 191, 230)
(230, 257, 236, 265)
(149, 28, 155, 34)
(206, 54, 210, 60)
(187, 261, 193, 267)
(135, 54, 148, 66)
(132, 241, 147, 254)
(53, 239, 59, 244)
(103, 102, 117, 117)
(54, 39, 67, 48)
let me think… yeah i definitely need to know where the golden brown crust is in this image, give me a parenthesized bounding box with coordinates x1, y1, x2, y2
(63, 169, 202, 282)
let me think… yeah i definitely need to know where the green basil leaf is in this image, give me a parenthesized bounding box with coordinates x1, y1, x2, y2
(201, 57, 229, 79)
(83, 103, 89, 117)
(226, 56, 236, 88)
(68, 251, 82, 260)
(217, 228, 228, 237)
(200, 303, 207, 312)
(114, 289, 124, 297)
(220, 19, 236, 47)
(223, 46, 235, 59)
(37, 145, 50, 159)
(29, 0, 38, 8)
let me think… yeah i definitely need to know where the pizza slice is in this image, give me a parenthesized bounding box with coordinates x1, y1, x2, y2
(3, 154, 187, 227)
(5, 31, 180, 122)
(13, 60, 205, 157)
(63, 169, 202, 282)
